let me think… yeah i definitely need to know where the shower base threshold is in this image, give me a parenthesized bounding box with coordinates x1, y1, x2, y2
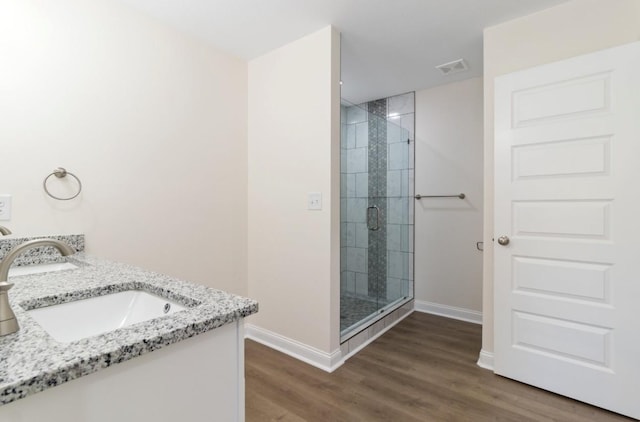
(340, 296, 413, 344)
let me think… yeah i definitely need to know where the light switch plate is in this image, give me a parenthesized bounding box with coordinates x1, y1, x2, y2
(308, 192, 322, 210)
(0, 195, 12, 221)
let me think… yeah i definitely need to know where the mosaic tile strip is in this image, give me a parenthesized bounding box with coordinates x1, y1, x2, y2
(367, 99, 388, 299)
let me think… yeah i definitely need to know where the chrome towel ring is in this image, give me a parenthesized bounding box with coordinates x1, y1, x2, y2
(43, 167, 82, 201)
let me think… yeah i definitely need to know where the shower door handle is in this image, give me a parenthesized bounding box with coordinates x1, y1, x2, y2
(367, 205, 380, 231)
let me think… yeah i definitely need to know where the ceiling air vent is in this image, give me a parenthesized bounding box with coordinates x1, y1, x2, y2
(435, 59, 468, 76)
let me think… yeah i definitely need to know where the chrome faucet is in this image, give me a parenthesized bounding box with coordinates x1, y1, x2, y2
(0, 225, 11, 236)
(0, 239, 75, 336)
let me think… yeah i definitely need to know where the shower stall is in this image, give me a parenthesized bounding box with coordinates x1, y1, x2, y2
(340, 93, 415, 341)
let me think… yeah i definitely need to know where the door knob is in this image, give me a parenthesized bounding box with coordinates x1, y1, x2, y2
(497, 236, 510, 246)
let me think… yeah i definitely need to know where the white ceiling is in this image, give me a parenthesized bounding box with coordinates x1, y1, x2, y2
(118, 0, 567, 104)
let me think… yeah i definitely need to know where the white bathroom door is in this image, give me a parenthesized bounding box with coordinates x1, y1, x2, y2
(494, 41, 640, 419)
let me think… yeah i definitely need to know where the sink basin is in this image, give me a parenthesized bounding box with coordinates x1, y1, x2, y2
(27, 290, 186, 342)
(9, 262, 79, 277)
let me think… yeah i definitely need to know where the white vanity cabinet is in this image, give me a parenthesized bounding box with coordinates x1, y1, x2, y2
(2, 321, 246, 421)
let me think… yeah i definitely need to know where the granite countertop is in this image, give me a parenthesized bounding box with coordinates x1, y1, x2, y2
(0, 253, 258, 406)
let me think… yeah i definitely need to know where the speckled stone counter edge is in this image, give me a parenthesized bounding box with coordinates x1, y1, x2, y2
(0, 253, 258, 407)
(0, 234, 85, 266)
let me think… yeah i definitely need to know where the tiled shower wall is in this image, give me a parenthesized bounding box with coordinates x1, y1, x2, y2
(341, 104, 370, 297)
(341, 92, 415, 305)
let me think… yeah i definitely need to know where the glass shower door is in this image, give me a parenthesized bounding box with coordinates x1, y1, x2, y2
(384, 119, 413, 309)
(369, 110, 413, 312)
(340, 97, 414, 339)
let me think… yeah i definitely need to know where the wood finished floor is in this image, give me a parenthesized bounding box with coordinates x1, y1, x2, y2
(245, 312, 633, 421)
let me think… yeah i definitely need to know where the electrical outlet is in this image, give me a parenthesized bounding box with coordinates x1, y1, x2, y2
(308, 192, 322, 210)
(0, 195, 12, 221)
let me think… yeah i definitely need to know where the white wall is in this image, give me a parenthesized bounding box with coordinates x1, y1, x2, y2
(414, 77, 483, 319)
(483, 0, 640, 357)
(0, 0, 248, 295)
(247, 27, 341, 356)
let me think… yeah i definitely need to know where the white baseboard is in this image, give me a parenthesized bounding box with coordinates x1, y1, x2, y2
(414, 300, 482, 325)
(244, 324, 343, 373)
(477, 349, 494, 371)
